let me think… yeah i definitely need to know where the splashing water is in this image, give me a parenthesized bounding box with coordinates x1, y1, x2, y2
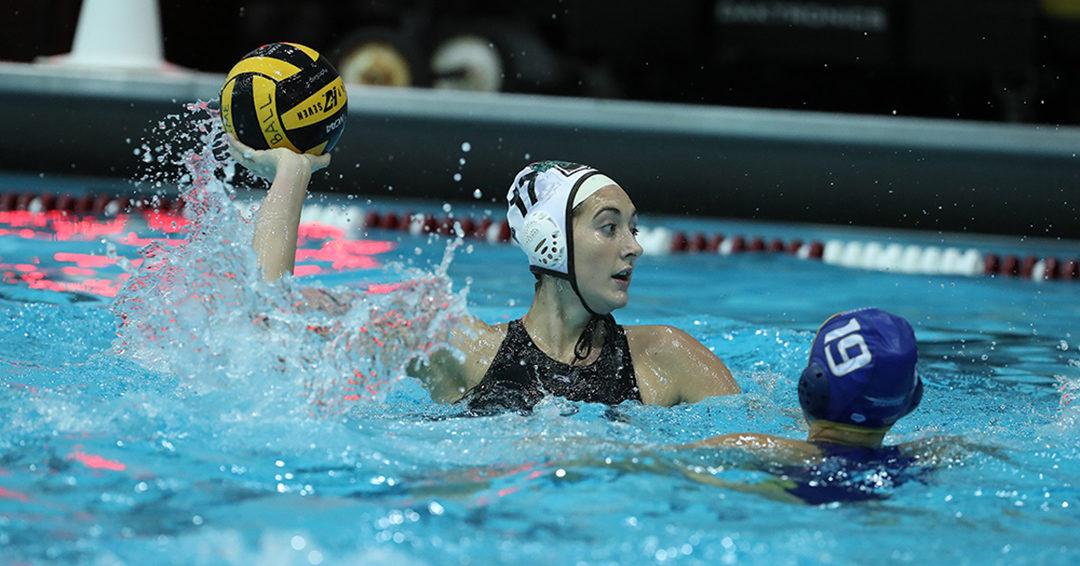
(111, 102, 467, 416)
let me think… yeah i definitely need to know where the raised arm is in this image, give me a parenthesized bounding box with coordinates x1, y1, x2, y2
(627, 325, 740, 406)
(227, 135, 330, 281)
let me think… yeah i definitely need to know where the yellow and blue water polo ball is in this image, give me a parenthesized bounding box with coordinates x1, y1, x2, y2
(220, 42, 347, 155)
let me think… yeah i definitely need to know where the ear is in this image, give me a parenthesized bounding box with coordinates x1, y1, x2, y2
(798, 362, 830, 420)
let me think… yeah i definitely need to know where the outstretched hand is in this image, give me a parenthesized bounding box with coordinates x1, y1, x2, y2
(226, 134, 331, 181)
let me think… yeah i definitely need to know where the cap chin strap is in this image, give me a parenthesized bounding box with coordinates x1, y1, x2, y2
(527, 265, 608, 364)
(563, 172, 602, 318)
(527, 169, 617, 361)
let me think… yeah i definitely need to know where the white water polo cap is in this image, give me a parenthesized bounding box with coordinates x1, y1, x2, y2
(506, 161, 618, 279)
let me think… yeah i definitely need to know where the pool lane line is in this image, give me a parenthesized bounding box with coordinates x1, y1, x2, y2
(349, 209, 1078, 283)
(0, 190, 184, 216)
(2, 191, 1077, 282)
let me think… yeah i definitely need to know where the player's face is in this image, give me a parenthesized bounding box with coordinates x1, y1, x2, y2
(571, 185, 643, 314)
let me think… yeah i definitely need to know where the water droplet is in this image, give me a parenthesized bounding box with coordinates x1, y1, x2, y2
(453, 173, 462, 182)
(461, 141, 471, 152)
(473, 189, 483, 199)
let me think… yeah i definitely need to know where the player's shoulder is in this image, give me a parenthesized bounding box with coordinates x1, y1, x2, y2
(625, 324, 696, 353)
(454, 316, 510, 353)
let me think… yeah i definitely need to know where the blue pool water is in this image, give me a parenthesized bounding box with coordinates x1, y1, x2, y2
(1, 106, 1078, 565)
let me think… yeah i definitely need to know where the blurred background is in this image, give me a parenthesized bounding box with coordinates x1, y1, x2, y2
(2, 0, 1079, 237)
(4, 0, 1079, 125)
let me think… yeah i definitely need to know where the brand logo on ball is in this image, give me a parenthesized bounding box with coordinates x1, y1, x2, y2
(283, 78, 348, 131)
(324, 115, 346, 134)
(291, 83, 345, 123)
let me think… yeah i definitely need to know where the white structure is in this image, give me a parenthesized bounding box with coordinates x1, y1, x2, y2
(48, 0, 168, 70)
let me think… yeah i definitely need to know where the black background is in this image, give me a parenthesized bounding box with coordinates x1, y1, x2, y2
(4, 0, 1079, 126)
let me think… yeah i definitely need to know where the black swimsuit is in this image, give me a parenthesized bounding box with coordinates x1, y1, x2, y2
(463, 318, 641, 415)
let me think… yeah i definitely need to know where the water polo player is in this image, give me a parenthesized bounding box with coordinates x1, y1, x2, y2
(444, 161, 740, 413)
(682, 308, 930, 503)
(227, 138, 740, 411)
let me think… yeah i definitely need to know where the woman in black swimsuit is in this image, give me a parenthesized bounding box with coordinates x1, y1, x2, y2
(229, 138, 740, 412)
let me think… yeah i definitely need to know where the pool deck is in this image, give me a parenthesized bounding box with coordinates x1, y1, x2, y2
(1, 61, 1078, 238)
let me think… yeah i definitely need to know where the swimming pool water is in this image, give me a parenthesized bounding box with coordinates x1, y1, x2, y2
(0, 107, 1078, 565)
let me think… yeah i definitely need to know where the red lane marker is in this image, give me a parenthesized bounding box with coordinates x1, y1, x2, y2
(689, 232, 707, 252)
(1021, 255, 1038, 278)
(1043, 257, 1060, 280)
(379, 213, 401, 230)
(670, 232, 688, 252)
(1003, 255, 1020, 277)
(1067, 259, 1080, 280)
(364, 210, 380, 229)
(458, 217, 477, 238)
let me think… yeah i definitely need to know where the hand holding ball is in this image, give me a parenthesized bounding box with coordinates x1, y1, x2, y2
(226, 134, 330, 181)
(220, 42, 347, 156)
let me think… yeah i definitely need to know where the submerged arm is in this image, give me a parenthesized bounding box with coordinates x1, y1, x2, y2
(678, 432, 821, 461)
(898, 435, 1006, 466)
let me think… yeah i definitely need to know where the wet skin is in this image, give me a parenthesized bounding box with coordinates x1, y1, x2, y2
(570, 185, 643, 314)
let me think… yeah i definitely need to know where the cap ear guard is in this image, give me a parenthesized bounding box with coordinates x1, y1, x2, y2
(902, 374, 924, 418)
(797, 362, 830, 420)
(518, 210, 565, 270)
(799, 361, 924, 428)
